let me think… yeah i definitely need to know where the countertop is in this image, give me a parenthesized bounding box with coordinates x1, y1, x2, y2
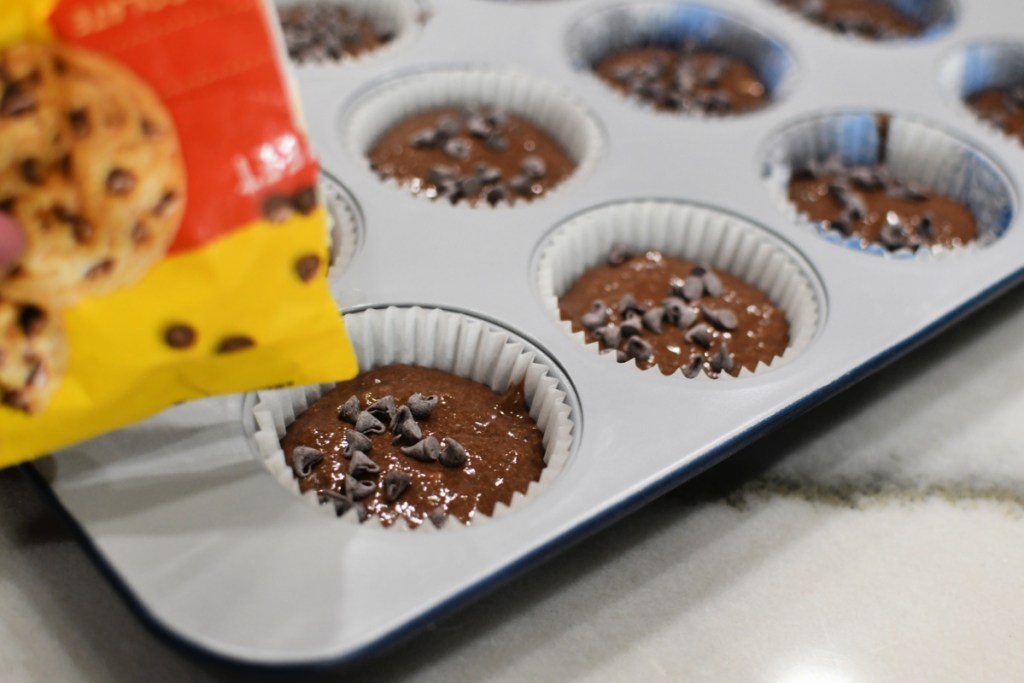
(2, 279, 1023, 682)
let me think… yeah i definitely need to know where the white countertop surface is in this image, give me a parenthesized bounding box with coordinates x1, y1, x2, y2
(2, 280, 1023, 682)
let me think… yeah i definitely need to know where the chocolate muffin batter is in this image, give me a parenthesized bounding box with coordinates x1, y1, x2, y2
(594, 46, 769, 115)
(281, 364, 546, 528)
(966, 86, 1024, 146)
(368, 106, 575, 206)
(773, 0, 921, 40)
(787, 162, 977, 250)
(559, 250, 789, 378)
(279, 3, 395, 64)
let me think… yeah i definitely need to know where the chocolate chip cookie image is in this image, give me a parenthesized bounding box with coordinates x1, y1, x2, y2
(0, 298, 66, 414)
(0, 41, 185, 308)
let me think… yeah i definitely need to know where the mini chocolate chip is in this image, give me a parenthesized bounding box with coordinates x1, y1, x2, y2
(20, 158, 42, 185)
(615, 350, 629, 363)
(439, 437, 467, 468)
(320, 489, 361, 519)
(443, 138, 472, 161)
(367, 395, 397, 424)
(400, 436, 440, 463)
(17, 306, 46, 337)
(345, 475, 376, 501)
(886, 182, 928, 202)
(338, 395, 361, 423)
(662, 297, 697, 328)
(85, 259, 115, 280)
(384, 471, 412, 503)
(164, 324, 196, 349)
(879, 221, 907, 249)
(435, 115, 460, 140)
(354, 411, 386, 434)
(848, 166, 883, 190)
(106, 168, 136, 195)
(293, 186, 317, 214)
(682, 275, 704, 301)
(617, 293, 644, 317)
(842, 192, 868, 221)
(428, 164, 457, 186)
(701, 57, 727, 87)
(458, 175, 482, 198)
(407, 393, 439, 420)
(710, 342, 735, 374)
(581, 300, 609, 331)
(702, 305, 738, 331)
(475, 164, 502, 185)
(642, 306, 664, 334)
(262, 195, 294, 223)
(68, 108, 90, 137)
(685, 323, 714, 348)
(682, 353, 704, 379)
(520, 155, 547, 179)
(466, 115, 491, 138)
(607, 244, 634, 266)
(409, 128, 437, 148)
(620, 314, 643, 339)
(594, 324, 621, 349)
(0, 83, 36, 117)
(140, 117, 160, 137)
(391, 415, 422, 446)
(216, 335, 255, 353)
(830, 215, 854, 236)
(295, 254, 321, 282)
(915, 213, 934, 240)
(344, 429, 372, 458)
(508, 174, 532, 195)
(388, 404, 412, 432)
(428, 506, 447, 528)
(701, 271, 723, 297)
(292, 445, 323, 477)
(349, 450, 381, 478)
(2, 390, 29, 412)
(153, 191, 178, 217)
(624, 337, 653, 363)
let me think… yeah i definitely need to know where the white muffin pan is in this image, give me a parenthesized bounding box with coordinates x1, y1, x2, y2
(32, 0, 1024, 667)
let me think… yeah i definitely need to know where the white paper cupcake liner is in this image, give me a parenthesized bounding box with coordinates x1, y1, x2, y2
(536, 200, 821, 379)
(941, 41, 1024, 146)
(762, 111, 1015, 259)
(273, 0, 426, 68)
(251, 306, 576, 530)
(319, 172, 361, 275)
(344, 66, 603, 206)
(769, 0, 954, 42)
(565, 2, 795, 117)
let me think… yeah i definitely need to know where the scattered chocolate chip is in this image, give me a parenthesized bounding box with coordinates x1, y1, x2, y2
(407, 393, 439, 420)
(295, 254, 321, 282)
(701, 270, 723, 297)
(685, 323, 714, 348)
(427, 164, 457, 187)
(508, 174, 532, 195)
(320, 489, 362, 519)
(662, 297, 697, 328)
(682, 353, 704, 379)
(349, 450, 381, 478)
(338, 395, 361, 423)
(485, 133, 509, 152)
(620, 314, 643, 339)
(617, 294, 644, 317)
(216, 335, 255, 353)
(16, 306, 46, 337)
(400, 436, 440, 463)
(428, 506, 447, 528)
(293, 186, 318, 214)
(344, 429, 372, 458)
(443, 138, 472, 161)
(475, 164, 502, 185)
(141, 117, 160, 137)
(624, 337, 653, 363)
(68, 108, 90, 137)
(681, 274, 704, 301)
(581, 300, 609, 330)
(607, 243, 635, 266)
(391, 413, 422, 446)
(409, 128, 437, 149)
(615, 349, 630, 363)
(164, 324, 196, 349)
(520, 155, 547, 179)
(153, 191, 178, 218)
(367, 395, 397, 424)
(594, 324, 621, 349)
(2, 390, 29, 412)
(439, 437, 467, 468)
(485, 185, 508, 205)
(886, 182, 929, 202)
(354, 411, 386, 434)
(262, 195, 294, 223)
(466, 114, 491, 138)
(106, 168, 135, 195)
(702, 305, 738, 331)
(85, 259, 115, 280)
(20, 158, 42, 185)
(384, 470, 412, 503)
(435, 116, 460, 140)
(291, 445, 323, 477)
(0, 83, 36, 117)
(458, 175, 482, 198)
(345, 475, 376, 501)
(710, 342, 735, 373)
(642, 306, 664, 334)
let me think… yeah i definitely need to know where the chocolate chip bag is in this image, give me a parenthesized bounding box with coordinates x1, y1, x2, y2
(0, 0, 358, 465)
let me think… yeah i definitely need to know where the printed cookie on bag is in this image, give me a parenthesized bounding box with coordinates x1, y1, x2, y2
(0, 0, 357, 464)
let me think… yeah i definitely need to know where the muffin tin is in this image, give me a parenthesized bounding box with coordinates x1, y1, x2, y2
(33, 0, 1024, 667)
